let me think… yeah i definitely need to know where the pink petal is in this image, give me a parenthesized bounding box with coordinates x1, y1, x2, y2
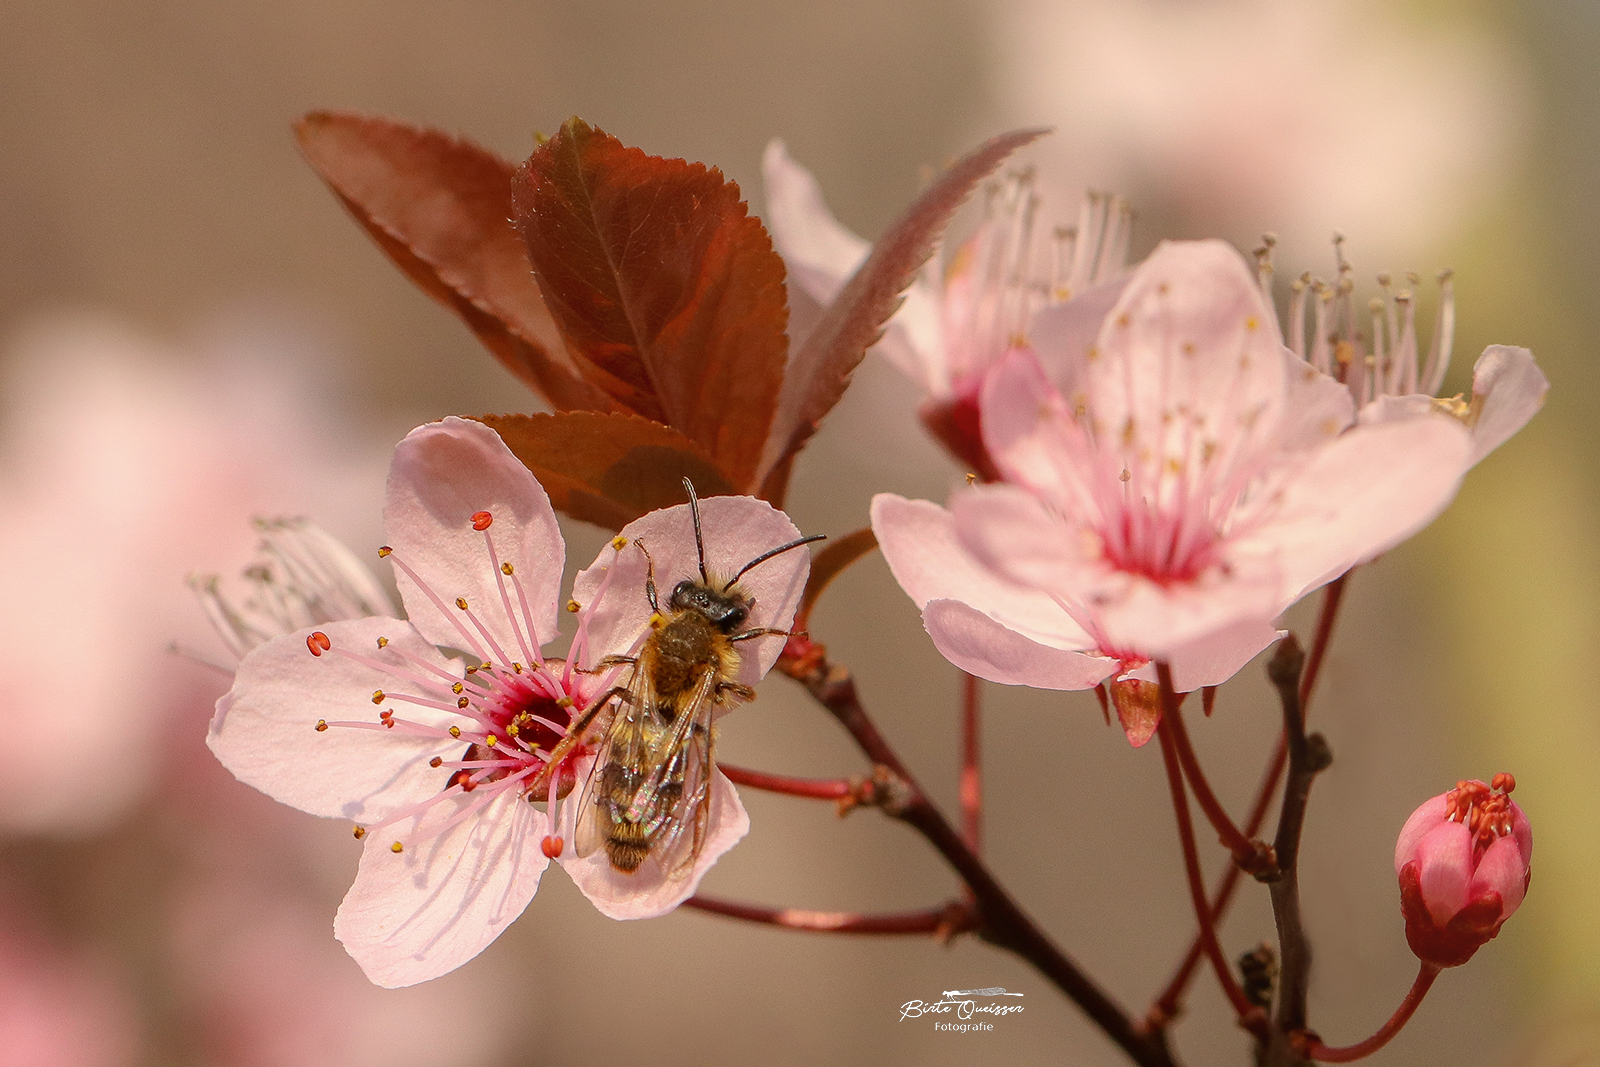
(1277, 351, 1355, 452)
(207, 618, 460, 822)
(761, 140, 944, 395)
(1414, 820, 1473, 926)
(384, 417, 563, 663)
(980, 347, 1101, 521)
(922, 599, 1118, 690)
(1394, 793, 1452, 875)
(1469, 833, 1529, 919)
(1508, 797, 1533, 866)
(1233, 414, 1471, 604)
(570, 496, 808, 687)
(1467, 346, 1547, 467)
(1087, 566, 1284, 661)
(334, 786, 547, 987)
(1086, 240, 1287, 496)
(1027, 277, 1129, 397)
(870, 493, 1092, 648)
(560, 766, 749, 920)
(1164, 618, 1285, 692)
(950, 482, 1103, 601)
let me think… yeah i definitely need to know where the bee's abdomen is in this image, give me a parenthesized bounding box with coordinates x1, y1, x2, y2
(605, 821, 650, 873)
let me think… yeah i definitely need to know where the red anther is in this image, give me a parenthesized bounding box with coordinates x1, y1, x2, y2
(1493, 772, 1516, 794)
(472, 511, 493, 531)
(307, 631, 331, 656)
(540, 835, 564, 859)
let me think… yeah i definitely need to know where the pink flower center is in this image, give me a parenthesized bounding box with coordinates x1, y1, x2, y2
(309, 509, 630, 856)
(1445, 772, 1517, 858)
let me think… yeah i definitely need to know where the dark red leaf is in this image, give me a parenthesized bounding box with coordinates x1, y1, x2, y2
(477, 412, 733, 530)
(756, 128, 1049, 502)
(512, 118, 788, 491)
(295, 112, 616, 412)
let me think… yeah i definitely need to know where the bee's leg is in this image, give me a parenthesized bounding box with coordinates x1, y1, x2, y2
(534, 688, 629, 786)
(574, 654, 637, 674)
(730, 626, 802, 643)
(714, 681, 757, 702)
(635, 540, 660, 613)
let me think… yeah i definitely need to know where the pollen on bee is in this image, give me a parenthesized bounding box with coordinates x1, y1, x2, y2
(649, 612, 667, 630)
(377, 546, 392, 558)
(371, 690, 385, 704)
(455, 597, 469, 610)
(391, 841, 404, 853)
(306, 631, 331, 656)
(376, 636, 389, 649)
(452, 682, 464, 694)
(353, 825, 366, 839)
(611, 535, 629, 551)
(501, 562, 514, 575)
(566, 599, 581, 613)
(315, 720, 328, 732)
(449, 725, 462, 738)
(457, 696, 469, 709)
(472, 511, 493, 531)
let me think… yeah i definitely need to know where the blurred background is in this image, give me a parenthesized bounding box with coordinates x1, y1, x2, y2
(0, 0, 1592, 1064)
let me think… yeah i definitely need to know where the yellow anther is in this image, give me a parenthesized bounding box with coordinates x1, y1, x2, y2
(456, 597, 469, 610)
(501, 562, 514, 575)
(1116, 313, 1131, 327)
(486, 735, 497, 747)
(611, 535, 629, 551)
(377, 546, 392, 557)
(512, 662, 523, 674)
(557, 696, 574, 708)
(371, 690, 384, 704)
(566, 599, 581, 613)
(429, 756, 443, 768)
(965, 472, 977, 485)
(507, 723, 520, 737)
(315, 720, 329, 732)
(452, 681, 464, 694)
(449, 725, 461, 738)
(391, 841, 404, 853)
(465, 665, 478, 674)
(457, 696, 469, 709)
(353, 825, 366, 839)
(1245, 315, 1259, 331)
(376, 636, 389, 648)
(1182, 342, 1196, 356)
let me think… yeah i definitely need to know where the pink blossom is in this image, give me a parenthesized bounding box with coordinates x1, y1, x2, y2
(0, 900, 137, 1067)
(1273, 244, 1547, 469)
(763, 142, 1132, 474)
(209, 417, 808, 986)
(873, 240, 1472, 720)
(1394, 774, 1531, 968)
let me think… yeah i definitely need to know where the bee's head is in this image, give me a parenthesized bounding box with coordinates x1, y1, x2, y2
(669, 578, 751, 634)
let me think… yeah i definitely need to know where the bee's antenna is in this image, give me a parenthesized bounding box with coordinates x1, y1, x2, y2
(729, 533, 827, 586)
(682, 478, 709, 584)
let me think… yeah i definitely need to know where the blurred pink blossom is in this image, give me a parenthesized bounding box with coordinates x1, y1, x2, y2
(210, 418, 807, 985)
(0, 315, 384, 835)
(0, 902, 137, 1067)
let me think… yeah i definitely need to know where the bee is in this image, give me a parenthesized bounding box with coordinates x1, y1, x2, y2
(554, 481, 823, 877)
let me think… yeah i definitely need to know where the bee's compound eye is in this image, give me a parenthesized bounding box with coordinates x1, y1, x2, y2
(669, 579, 699, 610)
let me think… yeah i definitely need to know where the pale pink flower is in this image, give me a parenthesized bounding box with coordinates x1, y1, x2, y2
(1394, 774, 1531, 968)
(209, 417, 807, 986)
(763, 141, 1132, 474)
(1272, 244, 1548, 470)
(0, 902, 137, 1067)
(874, 239, 1472, 718)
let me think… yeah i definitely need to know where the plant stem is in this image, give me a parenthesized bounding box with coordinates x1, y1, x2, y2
(778, 645, 1178, 1067)
(1294, 964, 1440, 1062)
(1157, 668, 1266, 868)
(684, 895, 972, 936)
(961, 672, 982, 854)
(1155, 711, 1266, 1034)
(719, 763, 854, 800)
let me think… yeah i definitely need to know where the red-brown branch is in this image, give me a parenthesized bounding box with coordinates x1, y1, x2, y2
(718, 763, 854, 800)
(684, 895, 973, 936)
(1155, 713, 1266, 1035)
(961, 672, 982, 854)
(1157, 665, 1264, 868)
(1296, 964, 1439, 1062)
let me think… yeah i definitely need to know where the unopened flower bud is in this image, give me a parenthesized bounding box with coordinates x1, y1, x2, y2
(1394, 774, 1531, 967)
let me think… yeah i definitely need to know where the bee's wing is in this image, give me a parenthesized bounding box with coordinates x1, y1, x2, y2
(572, 660, 655, 860)
(647, 666, 718, 881)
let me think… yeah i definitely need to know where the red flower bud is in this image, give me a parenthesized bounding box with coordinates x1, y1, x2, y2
(1394, 775, 1531, 967)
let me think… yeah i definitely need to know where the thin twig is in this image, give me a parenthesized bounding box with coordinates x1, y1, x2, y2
(1157, 666, 1271, 870)
(1155, 712, 1267, 1035)
(1293, 964, 1440, 1063)
(778, 641, 1178, 1067)
(719, 763, 854, 801)
(1264, 636, 1333, 1067)
(684, 895, 974, 937)
(961, 672, 982, 854)
(1151, 574, 1350, 1023)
